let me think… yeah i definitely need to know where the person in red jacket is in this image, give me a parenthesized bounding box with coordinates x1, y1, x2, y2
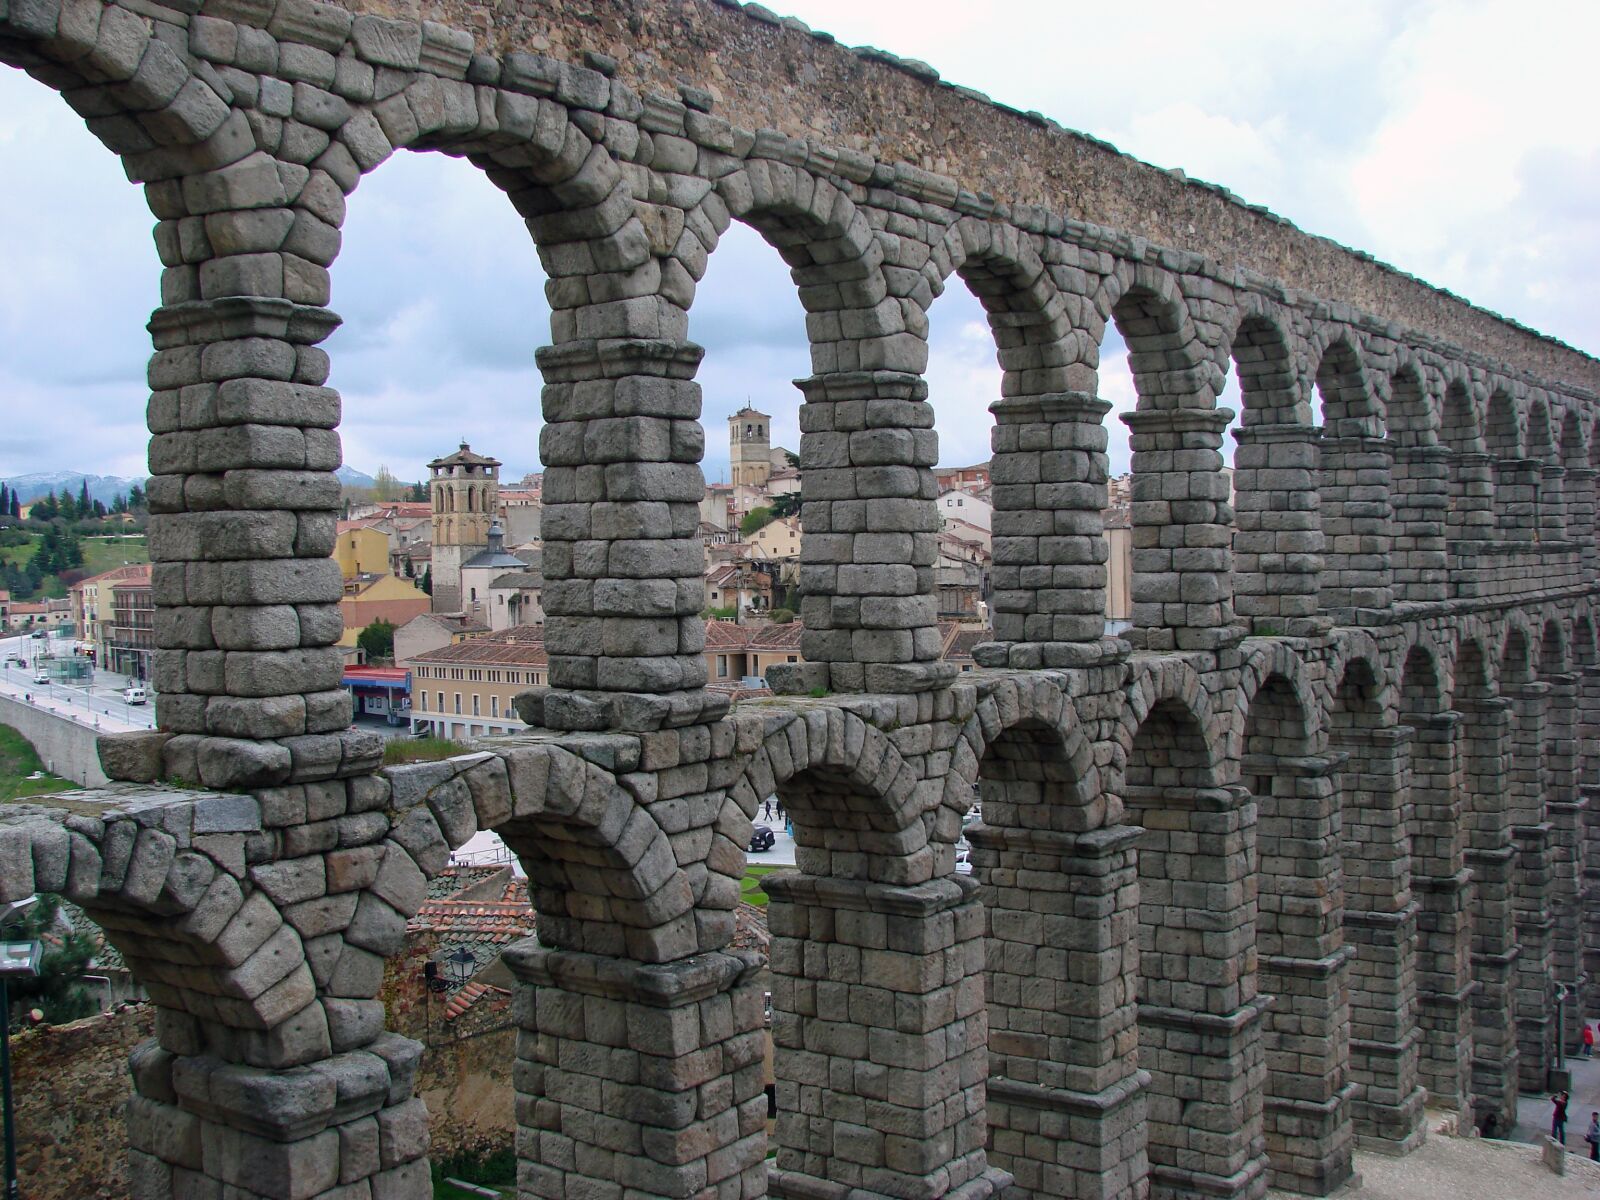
(1585, 1022, 1595, 1059)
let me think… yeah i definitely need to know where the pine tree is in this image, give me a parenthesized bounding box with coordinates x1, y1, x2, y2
(0, 485, 9, 517)
(77, 480, 91, 515)
(33, 490, 57, 521)
(127, 482, 146, 510)
(2, 894, 97, 1026)
(8, 491, 18, 519)
(57, 490, 77, 522)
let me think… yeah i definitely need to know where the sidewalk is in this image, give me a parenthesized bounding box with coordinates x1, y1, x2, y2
(1508, 1016, 1600, 1161)
(0, 634, 153, 734)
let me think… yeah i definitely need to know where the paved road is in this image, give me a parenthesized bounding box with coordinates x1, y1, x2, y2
(0, 631, 155, 733)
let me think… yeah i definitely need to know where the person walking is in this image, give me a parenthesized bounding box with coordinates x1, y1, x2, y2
(1584, 1021, 1595, 1059)
(1552, 1091, 1570, 1144)
(1586, 1112, 1600, 1162)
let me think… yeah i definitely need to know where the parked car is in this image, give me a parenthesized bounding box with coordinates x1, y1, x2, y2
(748, 825, 776, 853)
(32, 668, 49, 684)
(123, 686, 148, 705)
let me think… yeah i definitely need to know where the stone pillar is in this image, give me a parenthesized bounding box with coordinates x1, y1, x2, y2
(1388, 444, 1449, 606)
(793, 372, 955, 695)
(1247, 753, 1354, 1195)
(145, 297, 369, 791)
(1583, 665, 1600, 1018)
(763, 872, 1010, 1200)
(536, 339, 723, 733)
(1540, 464, 1567, 546)
(978, 392, 1116, 670)
(1545, 670, 1587, 1024)
(1564, 466, 1598, 578)
(1317, 433, 1393, 616)
(504, 944, 768, 1198)
(1447, 451, 1494, 599)
(1493, 457, 1539, 546)
(1405, 711, 1474, 1114)
(971, 823, 1147, 1200)
(1334, 726, 1424, 1151)
(1456, 695, 1519, 1132)
(126, 1026, 431, 1200)
(1230, 424, 1321, 628)
(1122, 409, 1240, 652)
(1125, 784, 1268, 1200)
(1505, 682, 1556, 1089)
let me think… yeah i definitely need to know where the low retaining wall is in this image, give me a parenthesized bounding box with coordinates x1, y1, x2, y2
(0, 694, 108, 786)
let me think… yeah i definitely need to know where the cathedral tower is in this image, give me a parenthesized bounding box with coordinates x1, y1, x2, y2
(428, 442, 501, 612)
(729, 406, 772, 490)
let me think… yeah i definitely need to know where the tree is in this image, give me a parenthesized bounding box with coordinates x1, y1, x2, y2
(402, 556, 415, 578)
(420, 566, 432, 596)
(408, 480, 427, 503)
(127, 482, 146, 510)
(2, 894, 97, 1027)
(9, 490, 20, 519)
(740, 506, 774, 537)
(0, 485, 8, 517)
(372, 464, 401, 502)
(768, 608, 796, 623)
(111, 492, 128, 515)
(357, 619, 397, 661)
(77, 480, 91, 515)
(770, 491, 801, 520)
(783, 449, 800, 469)
(31, 490, 57, 521)
(57, 489, 77, 522)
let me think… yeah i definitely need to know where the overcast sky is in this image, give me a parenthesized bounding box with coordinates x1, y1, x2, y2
(2, 0, 1597, 485)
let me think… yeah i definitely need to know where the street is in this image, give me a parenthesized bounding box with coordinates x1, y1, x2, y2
(0, 630, 155, 734)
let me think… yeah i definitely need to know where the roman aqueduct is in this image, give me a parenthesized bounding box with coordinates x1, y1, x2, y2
(3, 1, 1599, 1198)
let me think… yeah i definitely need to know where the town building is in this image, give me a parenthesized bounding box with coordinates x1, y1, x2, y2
(458, 521, 530, 628)
(69, 563, 148, 662)
(728, 405, 772, 490)
(105, 565, 153, 680)
(407, 626, 549, 740)
(342, 663, 410, 723)
(393, 611, 488, 668)
(429, 442, 501, 613)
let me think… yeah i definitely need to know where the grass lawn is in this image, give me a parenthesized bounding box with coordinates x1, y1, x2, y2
(383, 736, 471, 765)
(741, 864, 790, 907)
(0, 723, 80, 802)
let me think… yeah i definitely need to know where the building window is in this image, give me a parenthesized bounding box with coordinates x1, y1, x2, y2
(787, 655, 798, 663)
(419, 693, 427, 712)
(717, 655, 728, 678)
(453, 693, 461, 714)
(436, 691, 444, 712)
(491, 696, 499, 718)
(472, 695, 480, 716)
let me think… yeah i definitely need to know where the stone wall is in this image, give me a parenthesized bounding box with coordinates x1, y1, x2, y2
(9, 1004, 154, 1200)
(0, 695, 111, 786)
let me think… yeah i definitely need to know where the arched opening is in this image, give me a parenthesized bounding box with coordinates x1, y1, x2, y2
(1386, 366, 1447, 603)
(685, 219, 808, 636)
(1484, 390, 1528, 541)
(1124, 695, 1266, 1196)
(1330, 654, 1424, 1148)
(1243, 669, 1353, 1193)
(1497, 624, 1554, 1092)
(970, 710, 1145, 1198)
(1559, 408, 1592, 555)
(1226, 313, 1317, 628)
(1538, 620, 1586, 1052)
(0, 66, 162, 702)
(1397, 644, 1473, 1114)
(1527, 399, 1563, 543)
(1451, 639, 1517, 1131)
(1440, 382, 1492, 567)
(757, 718, 1001, 1200)
(1313, 336, 1391, 613)
(1106, 280, 1233, 652)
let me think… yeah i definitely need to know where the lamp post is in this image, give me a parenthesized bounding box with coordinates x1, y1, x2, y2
(0, 929, 42, 1200)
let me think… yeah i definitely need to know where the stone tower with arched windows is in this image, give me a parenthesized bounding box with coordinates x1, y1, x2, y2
(429, 442, 501, 613)
(729, 405, 771, 489)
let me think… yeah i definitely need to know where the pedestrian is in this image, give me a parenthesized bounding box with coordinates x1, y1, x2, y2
(1584, 1021, 1595, 1059)
(1587, 1112, 1600, 1162)
(1553, 1090, 1570, 1144)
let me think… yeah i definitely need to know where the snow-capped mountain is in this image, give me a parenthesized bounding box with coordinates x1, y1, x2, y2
(1, 472, 145, 506)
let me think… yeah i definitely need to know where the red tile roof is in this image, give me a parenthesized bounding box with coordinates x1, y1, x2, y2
(409, 625, 548, 667)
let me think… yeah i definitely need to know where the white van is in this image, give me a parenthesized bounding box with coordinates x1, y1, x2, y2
(123, 686, 148, 705)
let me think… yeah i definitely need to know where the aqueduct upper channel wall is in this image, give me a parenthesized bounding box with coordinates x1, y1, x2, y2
(2, 1, 1599, 1199)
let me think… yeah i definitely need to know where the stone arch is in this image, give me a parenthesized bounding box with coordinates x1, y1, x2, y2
(1312, 328, 1383, 437)
(1540, 617, 1569, 677)
(1111, 655, 1221, 793)
(1, 0, 245, 174)
(948, 674, 1105, 833)
(1091, 262, 1211, 409)
(931, 217, 1079, 397)
(1484, 387, 1522, 458)
(1440, 377, 1482, 454)
(1560, 404, 1588, 469)
(1388, 362, 1436, 447)
(1499, 615, 1536, 689)
(1572, 608, 1598, 668)
(1230, 637, 1325, 763)
(1527, 396, 1557, 466)
(728, 704, 928, 884)
(1220, 298, 1307, 425)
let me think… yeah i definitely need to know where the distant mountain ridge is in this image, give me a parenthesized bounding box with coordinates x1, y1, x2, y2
(1, 471, 146, 506)
(3, 465, 379, 506)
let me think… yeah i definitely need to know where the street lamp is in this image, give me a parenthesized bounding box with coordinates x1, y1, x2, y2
(0, 898, 41, 1200)
(445, 947, 476, 987)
